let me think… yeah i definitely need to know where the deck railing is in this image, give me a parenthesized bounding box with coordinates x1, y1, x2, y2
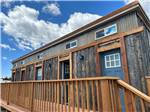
(146, 76, 150, 96)
(1, 77, 150, 112)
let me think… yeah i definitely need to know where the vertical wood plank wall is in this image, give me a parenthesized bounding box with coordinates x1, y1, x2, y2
(72, 46, 97, 78)
(43, 57, 58, 80)
(26, 64, 35, 80)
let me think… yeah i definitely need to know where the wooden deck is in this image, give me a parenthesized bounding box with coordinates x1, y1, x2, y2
(1, 77, 150, 112)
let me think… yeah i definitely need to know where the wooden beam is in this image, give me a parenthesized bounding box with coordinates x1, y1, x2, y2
(69, 52, 73, 79)
(57, 56, 60, 79)
(97, 41, 121, 52)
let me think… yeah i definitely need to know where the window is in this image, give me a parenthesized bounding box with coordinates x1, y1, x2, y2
(66, 40, 77, 49)
(37, 53, 43, 59)
(36, 67, 42, 80)
(96, 24, 117, 40)
(21, 60, 25, 65)
(105, 53, 121, 68)
(14, 63, 17, 67)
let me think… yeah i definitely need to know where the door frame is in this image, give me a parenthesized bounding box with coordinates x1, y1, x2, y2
(58, 53, 72, 79)
(20, 68, 26, 81)
(96, 37, 129, 83)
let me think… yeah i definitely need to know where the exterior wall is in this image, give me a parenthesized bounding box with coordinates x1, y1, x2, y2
(43, 57, 58, 80)
(125, 15, 150, 94)
(15, 68, 21, 81)
(72, 46, 97, 78)
(25, 64, 34, 80)
(13, 12, 138, 68)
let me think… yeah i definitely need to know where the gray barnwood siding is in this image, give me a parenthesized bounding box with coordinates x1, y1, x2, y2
(14, 12, 138, 67)
(25, 64, 34, 80)
(125, 29, 150, 112)
(43, 57, 58, 80)
(72, 46, 97, 78)
(15, 68, 21, 81)
(125, 15, 150, 93)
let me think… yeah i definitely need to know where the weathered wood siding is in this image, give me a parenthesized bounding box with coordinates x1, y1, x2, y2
(15, 68, 21, 81)
(43, 57, 58, 80)
(72, 46, 97, 78)
(25, 64, 34, 80)
(13, 12, 139, 68)
(125, 26, 150, 94)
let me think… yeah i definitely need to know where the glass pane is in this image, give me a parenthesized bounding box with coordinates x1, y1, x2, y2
(110, 55, 114, 60)
(105, 25, 117, 35)
(105, 56, 109, 61)
(111, 61, 115, 67)
(71, 41, 77, 47)
(96, 30, 105, 38)
(66, 43, 70, 49)
(116, 60, 121, 67)
(115, 54, 119, 59)
(106, 62, 110, 68)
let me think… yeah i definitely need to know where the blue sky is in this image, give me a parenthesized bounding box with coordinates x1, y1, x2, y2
(0, 0, 149, 78)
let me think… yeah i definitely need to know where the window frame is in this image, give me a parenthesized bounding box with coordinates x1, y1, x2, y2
(66, 40, 77, 49)
(21, 60, 25, 65)
(104, 53, 121, 68)
(95, 24, 117, 40)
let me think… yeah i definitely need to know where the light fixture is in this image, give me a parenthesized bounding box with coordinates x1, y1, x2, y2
(79, 54, 84, 60)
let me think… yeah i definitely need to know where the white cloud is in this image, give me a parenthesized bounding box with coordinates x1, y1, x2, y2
(0, 43, 16, 51)
(124, 0, 150, 18)
(0, 5, 101, 50)
(2, 57, 7, 60)
(42, 3, 61, 16)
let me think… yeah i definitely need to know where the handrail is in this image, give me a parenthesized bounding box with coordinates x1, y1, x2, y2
(1, 76, 119, 84)
(117, 79, 150, 103)
(145, 76, 150, 79)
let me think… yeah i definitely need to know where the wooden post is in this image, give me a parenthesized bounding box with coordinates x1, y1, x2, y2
(95, 45, 100, 76)
(7, 84, 10, 105)
(101, 80, 111, 111)
(120, 36, 133, 111)
(70, 52, 73, 79)
(30, 82, 34, 112)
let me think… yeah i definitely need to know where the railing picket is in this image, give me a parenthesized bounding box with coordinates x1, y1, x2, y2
(131, 92, 137, 112)
(81, 81, 85, 112)
(57, 82, 60, 112)
(92, 80, 96, 112)
(52, 82, 54, 112)
(64, 81, 67, 112)
(86, 80, 90, 112)
(71, 81, 75, 112)
(96, 80, 100, 112)
(140, 99, 145, 112)
(68, 82, 71, 112)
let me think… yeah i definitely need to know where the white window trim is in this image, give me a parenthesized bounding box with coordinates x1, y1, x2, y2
(104, 53, 121, 68)
(95, 24, 117, 40)
(66, 40, 77, 49)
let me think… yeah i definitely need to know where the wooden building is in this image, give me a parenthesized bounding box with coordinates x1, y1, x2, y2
(12, 1, 150, 92)
(1, 1, 150, 112)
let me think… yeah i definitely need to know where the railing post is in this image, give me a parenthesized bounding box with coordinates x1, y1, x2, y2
(30, 82, 34, 112)
(101, 80, 112, 111)
(7, 84, 10, 105)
